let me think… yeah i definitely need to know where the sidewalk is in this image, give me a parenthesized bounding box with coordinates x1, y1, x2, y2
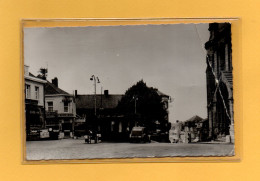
(194, 140, 233, 144)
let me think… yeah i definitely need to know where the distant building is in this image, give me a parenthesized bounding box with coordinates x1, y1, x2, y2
(45, 78, 76, 138)
(183, 115, 208, 142)
(24, 65, 46, 140)
(205, 23, 234, 143)
(169, 120, 182, 143)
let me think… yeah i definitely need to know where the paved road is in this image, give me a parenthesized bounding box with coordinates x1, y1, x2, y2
(26, 139, 234, 160)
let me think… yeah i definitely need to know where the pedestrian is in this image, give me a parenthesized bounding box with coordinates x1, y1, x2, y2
(176, 120, 181, 143)
(188, 132, 191, 143)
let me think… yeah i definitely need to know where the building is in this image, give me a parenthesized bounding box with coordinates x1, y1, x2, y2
(75, 90, 124, 141)
(45, 78, 76, 138)
(24, 65, 47, 140)
(183, 115, 208, 142)
(169, 120, 182, 143)
(205, 23, 234, 143)
(155, 89, 171, 127)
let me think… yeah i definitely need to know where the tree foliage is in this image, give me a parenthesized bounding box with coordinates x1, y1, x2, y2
(37, 68, 48, 80)
(117, 80, 168, 131)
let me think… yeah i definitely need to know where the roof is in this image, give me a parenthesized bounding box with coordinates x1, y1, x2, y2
(185, 115, 204, 123)
(25, 72, 46, 84)
(29, 72, 36, 77)
(45, 81, 70, 95)
(76, 94, 123, 109)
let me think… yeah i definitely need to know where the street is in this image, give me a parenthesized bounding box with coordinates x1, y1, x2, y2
(26, 139, 234, 160)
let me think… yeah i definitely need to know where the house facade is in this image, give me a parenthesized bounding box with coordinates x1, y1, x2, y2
(24, 65, 46, 140)
(205, 23, 234, 143)
(45, 78, 76, 138)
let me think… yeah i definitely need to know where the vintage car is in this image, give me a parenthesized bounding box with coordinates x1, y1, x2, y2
(129, 127, 150, 143)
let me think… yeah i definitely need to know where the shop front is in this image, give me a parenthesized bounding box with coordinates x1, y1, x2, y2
(59, 114, 75, 138)
(25, 101, 45, 141)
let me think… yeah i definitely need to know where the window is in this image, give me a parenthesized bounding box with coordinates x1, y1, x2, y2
(25, 84, 31, 99)
(47, 102, 53, 112)
(64, 102, 69, 112)
(35, 87, 39, 100)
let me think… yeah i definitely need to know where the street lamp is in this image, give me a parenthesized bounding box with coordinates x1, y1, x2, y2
(133, 95, 138, 114)
(90, 75, 100, 116)
(132, 95, 138, 126)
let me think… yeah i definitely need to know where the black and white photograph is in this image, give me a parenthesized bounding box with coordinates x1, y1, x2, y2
(23, 22, 234, 160)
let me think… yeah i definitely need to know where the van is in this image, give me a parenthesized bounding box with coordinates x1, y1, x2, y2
(129, 127, 150, 143)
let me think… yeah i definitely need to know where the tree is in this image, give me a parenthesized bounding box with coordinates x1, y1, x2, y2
(117, 80, 168, 132)
(37, 68, 48, 80)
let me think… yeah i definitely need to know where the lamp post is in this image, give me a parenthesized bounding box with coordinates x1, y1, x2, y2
(133, 96, 138, 114)
(133, 95, 138, 126)
(90, 75, 100, 116)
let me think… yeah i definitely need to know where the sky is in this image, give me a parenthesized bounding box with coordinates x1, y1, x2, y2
(24, 23, 210, 123)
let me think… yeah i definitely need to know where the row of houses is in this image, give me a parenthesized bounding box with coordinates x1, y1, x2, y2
(25, 66, 76, 139)
(24, 66, 171, 141)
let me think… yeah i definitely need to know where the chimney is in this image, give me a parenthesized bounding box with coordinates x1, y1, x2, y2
(104, 90, 109, 97)
(24, 65, 29, 76)
(52, 77, 58, 87)
(75, 90, 77, 97)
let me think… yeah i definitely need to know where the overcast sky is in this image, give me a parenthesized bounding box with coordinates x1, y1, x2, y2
(24, 23, 209, 123)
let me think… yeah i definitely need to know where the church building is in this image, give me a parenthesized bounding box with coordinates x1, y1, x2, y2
(205, 23, 234, 143)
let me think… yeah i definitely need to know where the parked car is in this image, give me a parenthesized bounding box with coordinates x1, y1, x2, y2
(149, 129, 170, 142)
(129, 127, 150, 143)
